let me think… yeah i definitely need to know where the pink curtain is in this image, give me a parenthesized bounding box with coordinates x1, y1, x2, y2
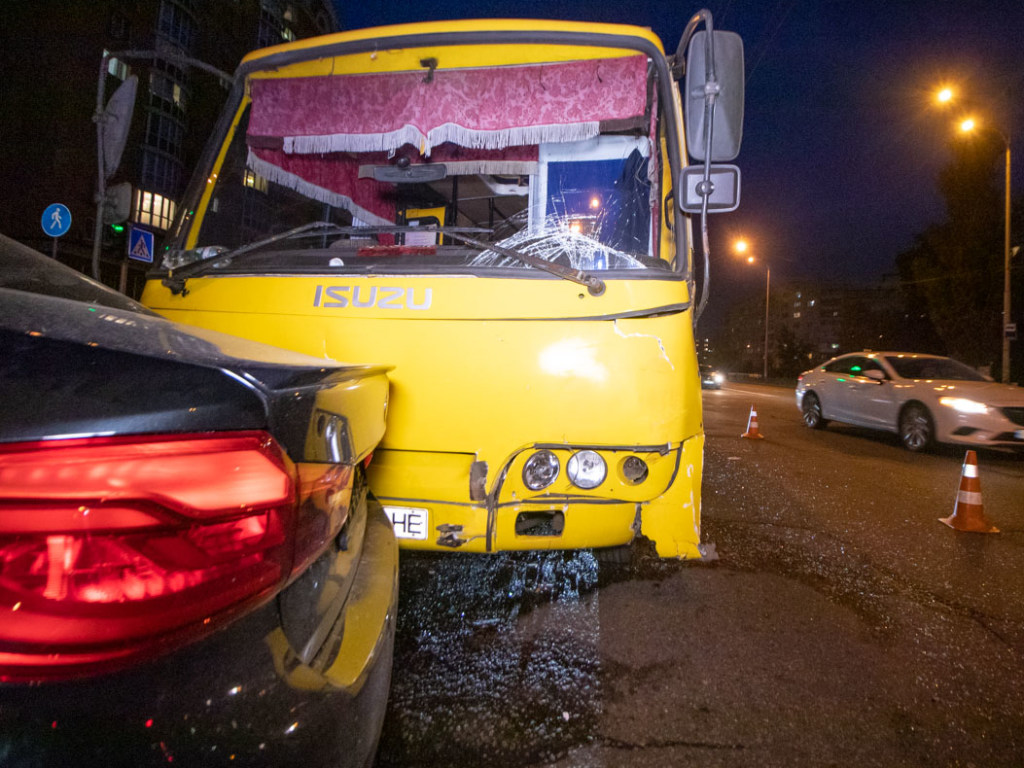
(247, 55, 649, 156)
(247, 147, 395, 224)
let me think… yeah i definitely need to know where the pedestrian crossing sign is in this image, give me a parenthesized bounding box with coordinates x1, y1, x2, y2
(128, 226, 154, 263)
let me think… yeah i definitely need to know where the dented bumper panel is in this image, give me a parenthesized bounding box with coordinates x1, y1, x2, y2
(375, 433, 704, 558)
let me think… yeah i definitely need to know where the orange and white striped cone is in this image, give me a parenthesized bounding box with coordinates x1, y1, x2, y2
(741, 404, 765, 439)
(939, 450, 998, 533)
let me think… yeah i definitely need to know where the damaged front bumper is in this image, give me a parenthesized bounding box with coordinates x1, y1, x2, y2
(373, 432, 705, 558)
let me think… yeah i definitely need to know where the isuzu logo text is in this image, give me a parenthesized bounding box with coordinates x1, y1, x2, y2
(312, 285, 432, 310)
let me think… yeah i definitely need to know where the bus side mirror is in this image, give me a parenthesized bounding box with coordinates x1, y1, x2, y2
(684, 30, 744, 162)
(679, 164, 740, 214)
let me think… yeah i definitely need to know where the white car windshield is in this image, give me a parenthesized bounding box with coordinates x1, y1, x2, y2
(884, 356, 987, 382)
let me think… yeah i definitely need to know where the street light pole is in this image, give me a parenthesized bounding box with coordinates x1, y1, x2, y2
(935, 87, 1015, 382)
(1001, 140, 1011, 383)
(764, 266, 771, 380)
(735, 237, 772, 379)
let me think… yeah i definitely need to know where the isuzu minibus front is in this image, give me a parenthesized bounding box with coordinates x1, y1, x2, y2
(141, 15, 744, 558)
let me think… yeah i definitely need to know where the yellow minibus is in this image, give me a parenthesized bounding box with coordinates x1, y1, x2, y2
(141, 14, 744, 558)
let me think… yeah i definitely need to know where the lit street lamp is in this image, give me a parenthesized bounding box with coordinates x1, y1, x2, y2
(958, 117, 1013, 384)
(735, 238, 770, 379)
(933, 85, 1014, 383)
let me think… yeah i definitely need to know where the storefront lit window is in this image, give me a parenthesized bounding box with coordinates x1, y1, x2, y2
(133, 189, 177, 230)
(244, 170, 269, 193)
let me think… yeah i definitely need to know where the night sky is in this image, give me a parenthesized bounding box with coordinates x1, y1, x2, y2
(332, 1, 1023, 322)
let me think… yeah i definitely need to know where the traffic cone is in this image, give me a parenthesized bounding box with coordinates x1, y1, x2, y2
(741, 404, 765, 439)
(939, 450, 998, 533)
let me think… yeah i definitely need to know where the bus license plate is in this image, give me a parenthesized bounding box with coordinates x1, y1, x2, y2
(384, 505, 429, 540)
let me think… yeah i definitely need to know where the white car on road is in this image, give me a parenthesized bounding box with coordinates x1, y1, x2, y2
(795, 351, 1024, 452)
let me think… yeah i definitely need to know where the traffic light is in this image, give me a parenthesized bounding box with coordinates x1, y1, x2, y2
(103, 219, 128, 251)
(102, 182, 132, 226)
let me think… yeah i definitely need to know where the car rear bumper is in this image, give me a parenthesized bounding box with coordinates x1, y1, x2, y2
(0, 503, 398, 768)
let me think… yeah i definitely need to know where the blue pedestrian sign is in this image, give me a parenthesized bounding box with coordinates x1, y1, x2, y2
(41, 203, 72, 238)
(128, 226, 155, 263)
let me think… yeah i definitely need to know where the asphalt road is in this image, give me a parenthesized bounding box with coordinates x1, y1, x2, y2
(376, 383, 1024, 767)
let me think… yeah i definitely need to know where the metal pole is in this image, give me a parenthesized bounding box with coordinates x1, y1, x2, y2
(1002, 142, 1012, 383)
(763, 266, 770, 380)
(91, 50, 232, 283)
(91, 56, 110, 280)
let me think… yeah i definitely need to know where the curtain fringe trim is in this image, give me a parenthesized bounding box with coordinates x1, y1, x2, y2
(246, 149, 392, 226)
(284, 121, 600, 156)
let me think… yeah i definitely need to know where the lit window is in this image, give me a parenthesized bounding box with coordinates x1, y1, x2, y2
(793, 311, 801, 318)
(281, 26, 296, 41)
(133, 189, 177, 230)
(809, 299, 816, 307)
(106, 52, 129, 80)
(244, 170, 269, 193)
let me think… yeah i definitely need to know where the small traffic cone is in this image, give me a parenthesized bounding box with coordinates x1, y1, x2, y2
(939, 450, 998, 533)
(741, 404, 765, 439)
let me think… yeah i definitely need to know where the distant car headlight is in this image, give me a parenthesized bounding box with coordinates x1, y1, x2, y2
(939, 396, 989, 415)
(567, 450, 606, 489)
(523, 450, 560, 491)
(713, 372, 725, 385)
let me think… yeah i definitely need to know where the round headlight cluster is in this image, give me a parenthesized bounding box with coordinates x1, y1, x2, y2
(522, 449, 615, 491)
(622, 455, 649, 484)
(523, 450, 559, 491)
(567, 450, 607, 489)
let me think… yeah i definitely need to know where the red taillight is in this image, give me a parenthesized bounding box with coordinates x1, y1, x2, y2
(0, 431, 348, 681)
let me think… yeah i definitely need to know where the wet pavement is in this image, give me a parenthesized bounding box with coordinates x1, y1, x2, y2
(375, 386, 1024, 767)
(376, 550, 604, 766)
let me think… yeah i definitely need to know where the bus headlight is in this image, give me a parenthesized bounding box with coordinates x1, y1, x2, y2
(622, 455, 649, 484)
(523, 450, 559, 491)
(567, 450, 606, 489)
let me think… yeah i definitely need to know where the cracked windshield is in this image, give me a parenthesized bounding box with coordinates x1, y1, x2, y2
(172, 52, 675, 278)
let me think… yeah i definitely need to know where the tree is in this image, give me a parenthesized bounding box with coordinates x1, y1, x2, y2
(896, 133, 1006, 368)
(713, 292, 764, 374)
(771, 322, 815, 379)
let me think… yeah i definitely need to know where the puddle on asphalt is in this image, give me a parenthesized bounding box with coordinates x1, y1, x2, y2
(376, 550, 607, 767)
(375, 542, 701, 767)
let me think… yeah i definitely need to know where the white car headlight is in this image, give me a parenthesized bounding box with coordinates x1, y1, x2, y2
(567, 450, 606, 489)
(939, 396, 989, 415)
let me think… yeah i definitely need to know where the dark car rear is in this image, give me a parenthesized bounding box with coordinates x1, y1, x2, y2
(0, 235, 397, 767)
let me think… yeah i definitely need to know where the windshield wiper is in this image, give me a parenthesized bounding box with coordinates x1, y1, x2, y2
(163, 221, 339, 295)
(162, 222, 491, 295)
(444, 232, 605, 296)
